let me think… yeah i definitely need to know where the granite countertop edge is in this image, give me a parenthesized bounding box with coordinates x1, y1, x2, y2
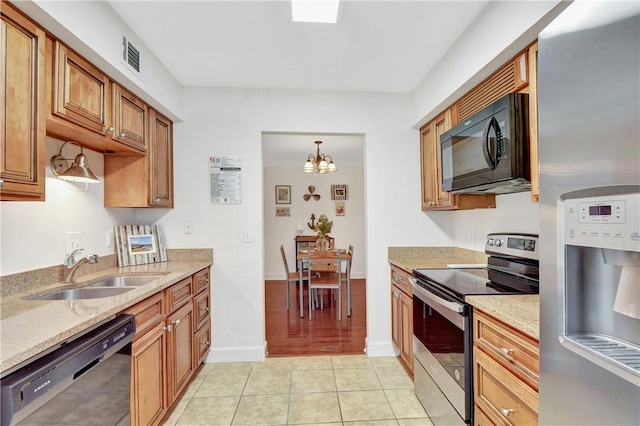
(466, 295, 539, 340)
(1, 260, 212, 374)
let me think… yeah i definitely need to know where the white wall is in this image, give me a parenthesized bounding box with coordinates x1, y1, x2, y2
(448, 192, 540, 251)
(410, 0, 568, 127)
(263, 166, 366, 280)
(135, 87, 454, 361)
(0, 137, 135, 275)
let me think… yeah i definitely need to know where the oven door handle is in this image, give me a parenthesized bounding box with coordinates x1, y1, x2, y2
(409, 277, 464, 313)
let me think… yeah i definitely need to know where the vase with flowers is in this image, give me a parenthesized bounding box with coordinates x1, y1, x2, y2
(313, 214, 333, 251)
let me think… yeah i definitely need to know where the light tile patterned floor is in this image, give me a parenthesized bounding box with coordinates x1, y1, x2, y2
(162, 355, 433, 426)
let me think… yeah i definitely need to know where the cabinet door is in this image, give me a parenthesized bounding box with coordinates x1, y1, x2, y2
(420, 111, 455, 210)
(113, 83, 147, 152)
(166, 302, 195, 405)
(193, 290, 210, 332)
(399, 291, 413, 372)
(131, 321, 167, 426)
(148, 109, 173, 207)
(194, 321, 211, 365)
(391, 286, 401, 350)
(52, 40, 110, 135)
(0, 5, 46, 201)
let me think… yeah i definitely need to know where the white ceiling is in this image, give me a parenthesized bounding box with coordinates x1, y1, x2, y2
(107, 0, 490, 166)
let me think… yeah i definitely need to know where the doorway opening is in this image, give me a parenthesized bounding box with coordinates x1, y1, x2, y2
(262, 132, 367, 356)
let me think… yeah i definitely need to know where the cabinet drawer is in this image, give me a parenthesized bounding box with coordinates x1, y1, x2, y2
(124, 292, 165, 338)
(165, 277, 193, 313)
(474, 310, 539, 384)
(194, 321, 211, 365)
(474, 347, 538, 426)
(193, 268, 210, 294)
(390, 264, 412, 296)
(193, 290, 210, 331)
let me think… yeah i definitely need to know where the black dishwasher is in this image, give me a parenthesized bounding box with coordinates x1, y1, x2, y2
(1, 314, 135, 426)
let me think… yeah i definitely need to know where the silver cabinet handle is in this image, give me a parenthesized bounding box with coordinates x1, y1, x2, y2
(107, 126, 114, 133)
(204, 307, 210, 313)
(500, 347, 515, 355)
(154, 197, 161, 203)
(119, 132, 126, 138)
(172, 319, 181, 326)
(163, 324, 172, 332)
(500, 407, 514, 417)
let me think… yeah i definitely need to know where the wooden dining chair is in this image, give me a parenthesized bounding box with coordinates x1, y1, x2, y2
(306, 250, 343, 320)
(280, 244, 307, 310)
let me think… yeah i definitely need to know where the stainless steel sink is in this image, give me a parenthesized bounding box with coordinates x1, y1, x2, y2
(87, 275, 163, 287)
(32, 287, 135, 300)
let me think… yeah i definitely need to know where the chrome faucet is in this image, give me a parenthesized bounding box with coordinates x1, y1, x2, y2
(64, 248, 98, 283)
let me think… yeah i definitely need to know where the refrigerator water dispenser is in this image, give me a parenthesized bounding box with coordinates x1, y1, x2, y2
(560, 188, 640, 387)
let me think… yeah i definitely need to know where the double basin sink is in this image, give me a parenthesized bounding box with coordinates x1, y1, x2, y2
(31, 275, 164, 300)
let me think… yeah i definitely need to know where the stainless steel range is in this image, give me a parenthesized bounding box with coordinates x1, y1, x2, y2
(410, 233, 539, 425)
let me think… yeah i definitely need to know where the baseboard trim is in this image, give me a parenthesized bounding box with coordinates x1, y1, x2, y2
(365, 338, 397, 357)
(206, 342, 267, 363)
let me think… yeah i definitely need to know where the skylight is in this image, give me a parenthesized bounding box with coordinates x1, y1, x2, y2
(291, 0, 340, 23)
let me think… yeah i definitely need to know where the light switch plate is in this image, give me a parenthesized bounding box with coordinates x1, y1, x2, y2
(468, 227, 476, 244)
(65, 231, 83, 254)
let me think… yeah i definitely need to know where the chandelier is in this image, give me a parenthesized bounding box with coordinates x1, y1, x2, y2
(302, 140, 337, 174)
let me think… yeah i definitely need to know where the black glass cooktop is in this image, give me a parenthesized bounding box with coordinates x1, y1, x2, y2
(412, 267, 538, 301)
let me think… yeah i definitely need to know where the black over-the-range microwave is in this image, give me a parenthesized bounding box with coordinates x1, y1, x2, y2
(440, 92, 530, 194)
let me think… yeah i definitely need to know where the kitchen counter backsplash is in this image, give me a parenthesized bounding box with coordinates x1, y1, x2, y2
(1, 249, 213, 297)
(388, 246, 488, 272)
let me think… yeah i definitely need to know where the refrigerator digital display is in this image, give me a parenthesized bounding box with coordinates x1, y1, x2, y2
(588, 205, 612, 216)
(507, 238, 536, 251)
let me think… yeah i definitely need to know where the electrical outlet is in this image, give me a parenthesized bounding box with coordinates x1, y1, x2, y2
(106, 230, 114, 248)
(184, 220, 194, 234)
(468, 227, 476, 244)
(243, 228, 252, 243)
(65, 231, 83, 254)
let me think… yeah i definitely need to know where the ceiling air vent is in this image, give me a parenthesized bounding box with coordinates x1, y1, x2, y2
(122, 36, 141, 73)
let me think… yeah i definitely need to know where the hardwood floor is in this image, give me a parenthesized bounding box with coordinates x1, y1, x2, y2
(265, 278, 366, 357)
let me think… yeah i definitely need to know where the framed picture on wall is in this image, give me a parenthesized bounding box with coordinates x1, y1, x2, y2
(275, 185, 291, 204)
(276, 206, 291, 217)
(335, 202, 345, 216)
(331, 184, 348, 200)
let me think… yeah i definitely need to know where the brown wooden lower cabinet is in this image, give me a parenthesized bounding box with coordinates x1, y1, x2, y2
(131, 321, 167, 426)
(473, 309, 539, 426)
(166, 301, 195, 405)
(390, 264, 413, 373)
(125, 267, 211, 426)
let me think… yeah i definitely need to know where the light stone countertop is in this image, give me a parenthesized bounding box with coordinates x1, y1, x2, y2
(466, 294, 539, 340)
(0, 260, 212, 375)
(388, 246, 488, 273)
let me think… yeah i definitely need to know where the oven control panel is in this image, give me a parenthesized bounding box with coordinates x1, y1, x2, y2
(485, 233, 539, 260)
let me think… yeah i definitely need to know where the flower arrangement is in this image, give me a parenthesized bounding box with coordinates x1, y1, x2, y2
(314, 214, 333, 239)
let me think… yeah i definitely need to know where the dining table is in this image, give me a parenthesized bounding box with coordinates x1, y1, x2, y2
(296, 248, 352, 318)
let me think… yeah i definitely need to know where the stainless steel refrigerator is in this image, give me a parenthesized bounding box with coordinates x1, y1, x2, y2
(538, 1, 640, 424)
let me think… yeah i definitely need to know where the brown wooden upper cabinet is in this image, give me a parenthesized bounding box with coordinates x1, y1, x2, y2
(420, 110, 496, 211)
(113, 83, 148, 152)
(419, 42, 539, 210)
(104, 108, 174, 208)
(46, 39, 146, 154)
(0, 3, 47, 201)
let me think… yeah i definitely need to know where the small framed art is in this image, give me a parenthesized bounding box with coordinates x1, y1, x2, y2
(275, 185, 291, 204)
(276, 206, 291, 217)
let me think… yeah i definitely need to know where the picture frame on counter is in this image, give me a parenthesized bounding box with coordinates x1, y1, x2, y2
(114, 224, 167, 266)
